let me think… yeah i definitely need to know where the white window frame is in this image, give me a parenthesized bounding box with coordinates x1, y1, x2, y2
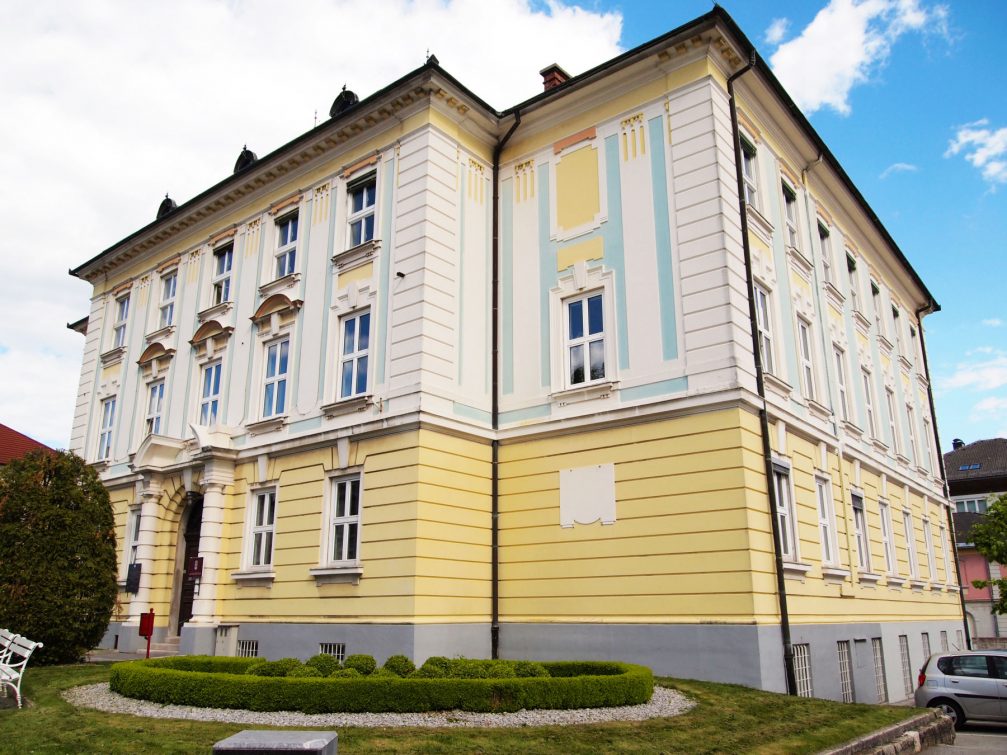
(199, 361, 222, 425)
(112, 294, 130, 348)
(773, 464, 799, 562)
(246, 489, 276, 569)
(846, 253, 860, 312)
(337, 309, 371, 399)
(939, 522, 950, 581)
(212, 244, 233, 305)
(145, 380, 164, 435)
(754, 283, 775, 375)
(873, 637, 889, 703)
(97, 397, 116, 460)
(899, 634, 913, 698)
(262, 338, 290, 418)
(922, 632, 931, 661)
(347, 174, 377, 248)
(323, 475, 363, 567)
(879, 500, 896, 575)
(838, 640, 855, 703)
(159, 271, 177, 329)
(563, 290, 608, 388)
(922, 416, 936, 473)
(906, 404, 919, 465)
(818, 222, 834, 285)
(796, 317, 816, 401)
(781, 181, 800, 249)
(871, 280, 885, 338)
(891, 305, 903, 354)
(940, 630, 948, 652)
(275, 213, 298, 279)
(853, 493, 871, 571)
(740, 137, 759, 208)
(834, 346, 850, 422)
(125, 506, 142, 567)
(885, 388, 900, 454)
(903, 509, 919, 579)
(816, 477, 839, 566)
(924, 518, 936, 581)
(793, 643, 814, 698)
(862, 370, 877, 438)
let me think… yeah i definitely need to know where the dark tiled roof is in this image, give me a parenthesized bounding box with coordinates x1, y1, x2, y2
(945, 438, 1007, 483)
(0, 423, 53, 465)
(953, 511, 985, 545)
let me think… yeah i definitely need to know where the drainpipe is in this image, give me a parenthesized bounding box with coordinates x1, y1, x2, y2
(728, 54, 797, 696)
(916, 302, 971, 649)
(491, 110, 522, 659)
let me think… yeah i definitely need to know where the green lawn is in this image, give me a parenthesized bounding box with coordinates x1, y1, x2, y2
(0, 664, 921, 754)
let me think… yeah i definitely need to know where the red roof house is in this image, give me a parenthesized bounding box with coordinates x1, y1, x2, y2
(0, 423, 53, 466)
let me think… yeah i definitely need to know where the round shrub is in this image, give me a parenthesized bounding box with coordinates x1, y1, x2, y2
(415, 656, 451, 678)
(382, 654, 415, 677)
(370, 667, 399, 678)
(246, 658, 303, 677)
(287, 666, 322, 678)
(329, 667, 363, 678)
(514, 661, 549, 678)
(343, 654, 376, 676)
(305, 654, 340, 677)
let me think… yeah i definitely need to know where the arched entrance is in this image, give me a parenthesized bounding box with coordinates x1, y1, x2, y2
(173, 494, 203, 635)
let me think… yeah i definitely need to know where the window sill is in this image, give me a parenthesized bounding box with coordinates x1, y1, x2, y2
(945, 584, 961, 593)
(333, 239, 380, 272)
(321, 395, 373, 417)
(841, 420, 864, 437)
(821, 566, 851, 583)
(885, 575, 906, 590)
(824, 281, 845, 308)
(782, 561, 812, 581)
(231, 570, 275, 587)
(746, 204, 774, 243)
(763, 372, 794, 399)
(245, 416, 287, 435)
(258, 272, 301, 299)
(909, 579, 927, 591)
(895, 453, 911, 466)
(853, 310, 872, 334)
(145, 324, 176, 344)
(807, 398, 832, 421)
(100, 345, 127, 366)
(787, 245, 814, 279)
(551, 381, 617, 407)
(857, 570, 882, 586)
(877, 334, 894, 354)
(197, 301, 233, 322)
(309, 565, 363, 585)
(871, 439, 889, 454)
(898, 354, 914, 372)
(916, 372, 929, 388)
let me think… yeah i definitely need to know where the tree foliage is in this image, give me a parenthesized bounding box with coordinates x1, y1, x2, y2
(0, 450, 117, 663)
(968, 493, 1007, 615)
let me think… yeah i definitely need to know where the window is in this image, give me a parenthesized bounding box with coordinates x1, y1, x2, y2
(159, 271, 177, 328)
(871, 280, 884, 337)
(879, 500, 896, 575)
(782, 182, 799, 248)
(793, 643, 813, 697)
(872, 637, 889, 703)
(327, 476, 362, 564)
(922, 417, 936, 472)
(819, 223, 834, 284)
(816, 478, 838, 565)
(199, 362, 222, 425)
(348, 175, 376, 247)
(924, 520, 936, 581)
(112, 295, 129, 348)
(275, 213, 298, 279)
(319, 643, 346, 661)
(909, 325, 919, 368)
(938, 654, 990, 678)
(754, 284, 775, 375)
(955, 498, 988, 514)
(338, 310, 370, 399)
(262, 339, 289, 417)
(940, 630, 949, 652)
(774, 466, 798, 561)
(853, 494, 871, 571)
(237, 640, 259, 658)
(956, 630, 964, 650)
(834, 347, 850, 422)
(846, 254, 859, 311)
(126, 508, 141, 566)
(838, 641, 855, 702)
(740, 138, 758, 207)
(939, 523, 950, 580)
(796, 318, 816, 401)
(885, 388, 900, 454)
(906, 405, 919, 465)
(903, 510, 919, 579)
(97, 397, 116, 460)
(862, 370, 877, 438)
(212, 244, 233, 305)
(248, 490, 276, 568)
(899, 635, 912, 698)
(564, 292, 606, 386)
(921, 632, 931, 661)
(145, 381, 164, 435)
(891, 305, 902, 353)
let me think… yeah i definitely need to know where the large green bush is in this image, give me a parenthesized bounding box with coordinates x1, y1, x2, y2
(305, 653, 341, 677)
(0, 450, 117, 664)
(109, 655, 653, 713)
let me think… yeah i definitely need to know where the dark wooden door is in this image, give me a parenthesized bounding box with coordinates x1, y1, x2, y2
(177, 497, 203, 631)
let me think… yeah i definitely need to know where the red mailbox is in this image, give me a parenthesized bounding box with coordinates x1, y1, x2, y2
(138, 609, 155, 658)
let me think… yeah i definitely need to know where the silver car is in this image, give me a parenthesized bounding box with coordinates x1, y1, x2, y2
(914, 650, 1007, 729)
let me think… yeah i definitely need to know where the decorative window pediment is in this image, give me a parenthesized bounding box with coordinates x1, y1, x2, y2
(137, 342, 175, 380)
(251, 294, 302, 338)
(190, 319, 234, 362)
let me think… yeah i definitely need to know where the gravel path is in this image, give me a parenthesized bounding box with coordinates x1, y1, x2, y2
(63, 683, 694, 729)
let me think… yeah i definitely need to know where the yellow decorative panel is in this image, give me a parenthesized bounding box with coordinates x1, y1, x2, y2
(514, 160, 535, 203)
(338, 262, 374, 287)
(555, 145, 600, 232)
(556, 237, 604, 272)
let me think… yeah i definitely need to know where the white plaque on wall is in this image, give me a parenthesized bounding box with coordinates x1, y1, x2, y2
(559, 463, 616, 528)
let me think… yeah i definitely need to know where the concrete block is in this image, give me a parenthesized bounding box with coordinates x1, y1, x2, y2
(213, 730, 338, 754)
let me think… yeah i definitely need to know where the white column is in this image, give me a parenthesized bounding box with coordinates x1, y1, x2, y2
(189, 478, 227, 625)
(128, 479, 163, 624)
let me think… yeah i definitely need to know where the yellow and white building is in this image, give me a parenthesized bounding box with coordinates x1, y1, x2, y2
(69, 8, 964, 701)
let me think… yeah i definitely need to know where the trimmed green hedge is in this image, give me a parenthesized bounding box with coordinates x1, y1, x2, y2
(109, 655, 653, 713)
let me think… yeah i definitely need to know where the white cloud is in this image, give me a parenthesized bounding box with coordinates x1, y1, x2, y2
(974, 397, 1007, 414)
(940, 354, 1007, 392)
(764, 17, 790, 46)
(983, 319, 1004, 327)
(945, 119, 1007, 185)
(879, 162, 919, 179)
(0, 0, 623, 448)
(769, 0, 949, 115)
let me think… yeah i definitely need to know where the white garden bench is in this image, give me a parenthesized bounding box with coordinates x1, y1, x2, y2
(0, 632, 43, 708)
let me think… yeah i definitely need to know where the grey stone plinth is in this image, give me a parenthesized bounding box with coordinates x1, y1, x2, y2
(213, 730, 337, 754)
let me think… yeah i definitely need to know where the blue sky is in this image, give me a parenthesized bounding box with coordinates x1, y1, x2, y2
(0, 0, 1004, 452)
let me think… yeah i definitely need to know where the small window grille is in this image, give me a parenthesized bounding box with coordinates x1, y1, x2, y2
(319, 642, 346, 661)
(955, 630, 964, 650)
(872, 638, 888, 703)
(793, 643, 813, 698)
(921, 632, 931, 662)
(237, 639, 259, 658)
(837, 641, 855, 703)
(940, 630, 949, 652)
(899, 635, 913, 697)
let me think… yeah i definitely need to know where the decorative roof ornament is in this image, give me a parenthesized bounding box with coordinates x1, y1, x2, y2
(426, 52, 439, 66)
(234, 145, 258, 173)
(329, 85, 359, 118)
(156, 193, 177, 219)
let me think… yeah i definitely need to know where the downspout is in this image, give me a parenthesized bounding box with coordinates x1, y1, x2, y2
(728, 54, 797, 696)
(916, 302, 971, 649)
(491, 110, 522, 659)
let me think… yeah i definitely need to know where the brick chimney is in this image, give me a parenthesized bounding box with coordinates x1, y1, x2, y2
(952, 438, 965, 450)
(540, 63, 570, 91)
